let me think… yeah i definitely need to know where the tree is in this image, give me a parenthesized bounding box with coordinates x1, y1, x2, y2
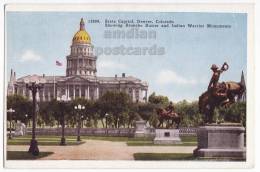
(127, 103, 139, 128)
(71, 98, 98, 128)
(148, 92, 169, 107)
(98, 91, 131, 128)
(46, 99, 60, 127)
(175, 100, 203, 127)
(39, 101, 55, 127)
(218, 102, 246, 126)
(7, 95, 32, 123)
(137, 102, 157, 122)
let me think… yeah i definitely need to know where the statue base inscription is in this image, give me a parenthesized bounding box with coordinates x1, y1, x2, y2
(154, 129, 182, 144)
(193, 124, 246, 159)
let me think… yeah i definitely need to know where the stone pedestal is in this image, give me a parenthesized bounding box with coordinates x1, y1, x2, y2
(14, 121, 26, 136)
(134, 120, 146, 137)
(154, 129, 182, 144)
(193, 124, 246, 159)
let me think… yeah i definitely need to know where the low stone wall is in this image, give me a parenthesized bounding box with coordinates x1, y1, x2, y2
(27, 128, 136, 137)
(26, 127, 197, 137)
(179, 127, 198, 136)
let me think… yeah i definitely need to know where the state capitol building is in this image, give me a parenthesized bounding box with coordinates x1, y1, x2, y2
(7, 18, 149, 102)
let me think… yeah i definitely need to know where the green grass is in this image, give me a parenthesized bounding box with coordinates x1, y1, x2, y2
(181, 136, 197, 142)
(7, 136, 84, 146)
(7, 135, 197, 146)
(133, 153, 245, 161)
(7, 151, 53, 160)
(134, 153, 195, 160)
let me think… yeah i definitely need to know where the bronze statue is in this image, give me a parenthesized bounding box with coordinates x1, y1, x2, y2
(199, 62, 245, 123)
(166, 101, 175, 115)
(156, 102, 180, 129)
(208, 62, 229, 98)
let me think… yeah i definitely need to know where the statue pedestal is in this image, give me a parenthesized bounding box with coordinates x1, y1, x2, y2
(134, 120, 146, 137)
(14, 121, 27, 136)
(154, 129, 182, 144)
(193, 124, 246, 159)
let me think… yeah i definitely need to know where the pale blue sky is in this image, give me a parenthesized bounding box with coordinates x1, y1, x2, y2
(6, 12, 247, 102)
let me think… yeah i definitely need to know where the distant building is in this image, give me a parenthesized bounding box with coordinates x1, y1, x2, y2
(7, 18, 149, 102)
(239, 70, 246, 102)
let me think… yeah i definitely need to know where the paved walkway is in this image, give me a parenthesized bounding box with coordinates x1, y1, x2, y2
(7, 140, 196, 160)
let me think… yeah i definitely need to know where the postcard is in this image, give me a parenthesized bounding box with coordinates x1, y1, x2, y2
(3, 3, 254, 169)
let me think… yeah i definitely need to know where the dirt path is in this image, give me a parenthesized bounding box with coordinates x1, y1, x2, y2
(7, 140, 196, 160)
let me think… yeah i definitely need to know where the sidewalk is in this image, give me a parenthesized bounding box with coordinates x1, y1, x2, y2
(7, 140, 196, 160)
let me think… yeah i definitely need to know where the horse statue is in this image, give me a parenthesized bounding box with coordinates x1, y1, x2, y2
(156, 108, 181, 129)
(199, 81, 245, 123)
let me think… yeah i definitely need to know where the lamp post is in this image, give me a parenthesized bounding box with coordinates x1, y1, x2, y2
(105, 113, 109, 135)
(105, 113, 109, 129)
(7, 108, 15, 139)
(57, 96, 71, 145)
(26, 81, 44, 156)
(81, 115, 84, 128)
(74, 104, 85, 142)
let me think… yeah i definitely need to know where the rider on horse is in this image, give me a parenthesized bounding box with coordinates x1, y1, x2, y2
(166, 101, 177, 117)
(166, 101, 174, 112)
(208, 62, 229, 98)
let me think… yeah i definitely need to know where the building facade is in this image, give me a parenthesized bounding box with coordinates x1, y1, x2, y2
(8, 18, 148, 102)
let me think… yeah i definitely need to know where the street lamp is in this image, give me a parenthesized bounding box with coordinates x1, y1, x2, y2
(25, 80, 44, 156)
(81, 115, 84, 128)
(57, 95, 71, 145)
(105, 113, 109, 135)
(74, 104, 85, 142)
(105, 113, 109, 129)
(7, 108, 15, 139)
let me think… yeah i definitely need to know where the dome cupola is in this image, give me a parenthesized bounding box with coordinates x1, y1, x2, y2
(72, 18, 91, 44)
(66, 18, 97, 77)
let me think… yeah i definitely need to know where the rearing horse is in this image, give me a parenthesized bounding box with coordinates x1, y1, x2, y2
(156, 108, 181, 129)
(199, 81, 245, 123)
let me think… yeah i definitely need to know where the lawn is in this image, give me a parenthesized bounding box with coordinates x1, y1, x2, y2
(7, 135, 197, 146)
(133, 153, 245, 161)
(7, 136, 84, 146)
(7, 151, 53, 160)
(134, 153, 195, 160)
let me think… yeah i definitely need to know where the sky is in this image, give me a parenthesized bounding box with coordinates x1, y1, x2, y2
(6, 12, 247, 102)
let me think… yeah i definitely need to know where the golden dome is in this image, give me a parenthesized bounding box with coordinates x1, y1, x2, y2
(72, 18, 91, 44)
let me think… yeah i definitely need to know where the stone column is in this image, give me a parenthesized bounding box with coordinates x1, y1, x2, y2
(93, 86, 96, 100)
(139, 89, 142, 102)
(65, 85, 68, 99)
(22, 87, 25, 97)
(85, 86, 88, 99)
(96, 87, 99, 99)
(57, 88, 60, 98)
(79, 85, 82, 98)
(132, 88, 136, 102)
(73, 85, 76, 99)
(87, 86, 90, 100)
(42, 88, 45, 102)
(68, 85, 70, 99)
(48, 91, 51, 101)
